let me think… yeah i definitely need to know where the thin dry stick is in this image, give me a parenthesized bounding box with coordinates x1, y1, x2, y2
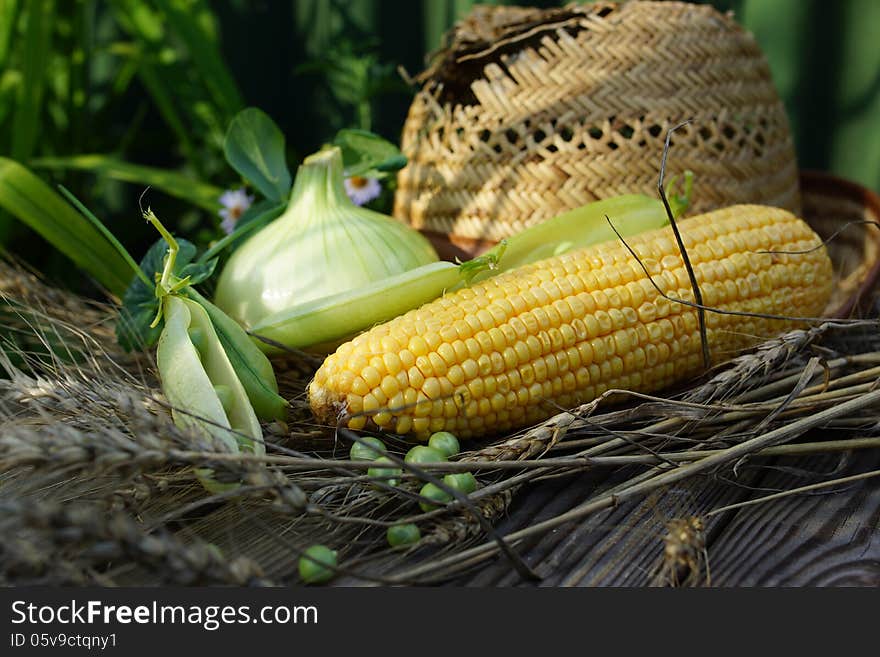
(734, 353, 880, 403)
(607, 217, 867, 326)
(749, 357, 821, 437)
(706, 469, 880, 517)
(656, 119, 710, 369)
(157, 437, 880, 472)
(384, 387, 880, 583)
(756, 219, 880, 256)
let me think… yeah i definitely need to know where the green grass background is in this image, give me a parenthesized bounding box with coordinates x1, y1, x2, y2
(1, 0, 878, 287)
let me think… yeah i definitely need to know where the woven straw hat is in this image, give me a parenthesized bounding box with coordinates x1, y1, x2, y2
(394, 1, 801, 255)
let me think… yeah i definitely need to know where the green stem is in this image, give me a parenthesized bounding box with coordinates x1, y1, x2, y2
(144, 207, 179, 292)
(457, 242, 506, 286)
(666, 170, 694, 219)
(197, 202, 283, 264)
(57, 184, 150, 287)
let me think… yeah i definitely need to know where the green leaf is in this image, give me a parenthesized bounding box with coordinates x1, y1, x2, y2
(153, 0, 243, 118)
(0, 157, 132, 295)
(111, 1, 198, 164)
(224, 107, 291, 202)
(332, 128, 407, 179)
(32, 154, 223, 212)
(116, 237, 198, 352)
(10, 0, 52, 161)
(0, 0, 53, 243)
(0, 0, 20, 68)
(179, 257, 216, 286)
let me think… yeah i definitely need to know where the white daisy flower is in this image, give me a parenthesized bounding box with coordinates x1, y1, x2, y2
(218, 188, 254, 234)
(344, 176, 382, 206)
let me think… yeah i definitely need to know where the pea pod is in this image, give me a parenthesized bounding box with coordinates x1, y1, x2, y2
(185, 288, 288, 421)
(157, 295, 263, 456)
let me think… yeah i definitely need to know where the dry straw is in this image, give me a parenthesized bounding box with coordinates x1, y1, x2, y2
(2, 251, 880, 586)
(394, 1, 801, 249)
(1, 113, 879, 585)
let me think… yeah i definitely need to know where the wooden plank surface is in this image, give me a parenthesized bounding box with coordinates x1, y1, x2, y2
(456, 451, 880, 587)
(708, 452, 880, 586)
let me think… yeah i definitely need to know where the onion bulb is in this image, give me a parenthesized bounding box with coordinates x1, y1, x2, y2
(213, 146, 437, 329)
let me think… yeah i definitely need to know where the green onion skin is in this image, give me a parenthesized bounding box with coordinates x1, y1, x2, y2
(214, 147, 437, 330)
(250, 260, 463, 354)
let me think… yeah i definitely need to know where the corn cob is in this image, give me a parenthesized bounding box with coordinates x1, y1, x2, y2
(309, 205, 833, 439)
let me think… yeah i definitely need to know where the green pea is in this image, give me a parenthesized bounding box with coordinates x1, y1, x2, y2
(187, 326, 208, 356)
(386, 523, 421, 547)
(368, 456, 401, 487)
(443, 472, 478, 495)
(428, 431, 460, 458)
(405, 445, 447, 464)
(214, 384, 234, 415)
(299, 544, 337, 584)
(186, 288, 289, 423)
(349, 437, 387, 461)
(418, 482, 452, 512)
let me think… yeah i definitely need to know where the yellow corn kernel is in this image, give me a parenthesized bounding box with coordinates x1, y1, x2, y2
(309, 205, 833, 440)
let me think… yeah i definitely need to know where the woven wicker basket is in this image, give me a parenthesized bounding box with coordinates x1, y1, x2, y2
(802, 171, 880, 318)
(394, 1, 801, 253)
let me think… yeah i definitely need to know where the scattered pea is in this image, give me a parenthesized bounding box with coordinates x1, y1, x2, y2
(386, 523, 421, 547)
(299, 544, 337, 584)
(443, 472, 478, 495)
(368, 456, 401, 487)
(405, 445, 447, 464)
(418, 482, 452, 512)
(349, 436, 387, 461)
(428, 431, 460, 458)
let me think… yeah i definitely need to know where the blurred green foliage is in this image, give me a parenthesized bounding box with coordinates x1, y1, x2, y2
(0, 0, 878, 291)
